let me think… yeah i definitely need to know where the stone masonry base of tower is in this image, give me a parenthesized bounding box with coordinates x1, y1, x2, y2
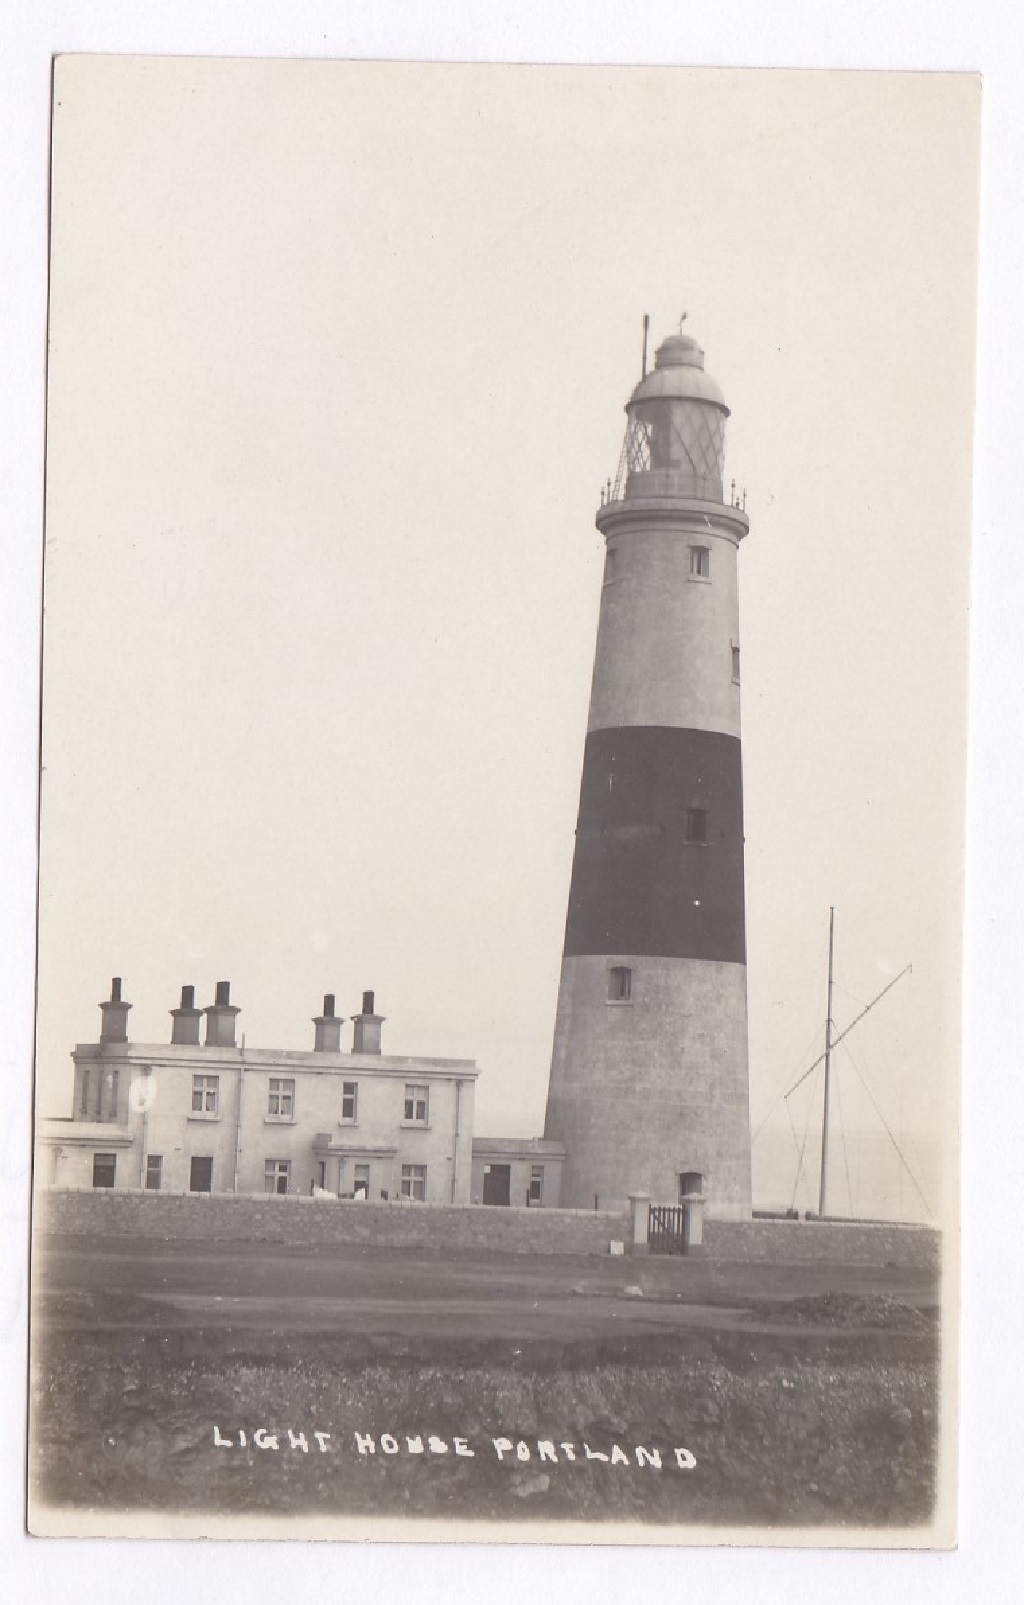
(544, 954, 752, 1219)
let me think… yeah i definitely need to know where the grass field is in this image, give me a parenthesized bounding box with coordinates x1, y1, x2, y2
(29, 1232, 941, 1533)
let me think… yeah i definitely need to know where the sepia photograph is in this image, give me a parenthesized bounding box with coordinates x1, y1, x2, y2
(26, 56, 978, 1546)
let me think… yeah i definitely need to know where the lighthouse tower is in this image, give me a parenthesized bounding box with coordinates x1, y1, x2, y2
(543, 325, 752, 1220)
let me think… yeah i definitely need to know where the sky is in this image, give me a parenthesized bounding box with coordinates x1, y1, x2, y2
(34, 59, 978, 1222)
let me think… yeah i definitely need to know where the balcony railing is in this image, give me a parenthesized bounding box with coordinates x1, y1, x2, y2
(600, 461, 746, 512)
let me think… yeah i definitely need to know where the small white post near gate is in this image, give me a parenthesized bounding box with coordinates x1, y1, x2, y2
(628, 1193, 651, 1255)
(680, 1173, 707, 1253)
(683, 1196, 705, 1251)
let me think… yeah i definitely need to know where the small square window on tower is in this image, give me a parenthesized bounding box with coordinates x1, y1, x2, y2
(608, 964, 632, 1002)
(684, 807, 708, 844)
(689, 545, 710, 579)
(732, 644, 741, 683)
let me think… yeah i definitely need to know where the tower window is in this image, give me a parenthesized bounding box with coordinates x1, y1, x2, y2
(684, 807, 708, 844)
(689, 545, 710, 579)
(603, 546, 618, 586)
(732, 645, 741, 683)
(608, 965, 633, 1002)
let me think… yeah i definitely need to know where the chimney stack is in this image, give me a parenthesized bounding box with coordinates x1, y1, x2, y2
(313, 991, 344, 1053)
(99, 976, 131, 1044)
(351, 990, 384, 1055)
(170, 983, 202, 1045)
(204, 980, 240, 1047)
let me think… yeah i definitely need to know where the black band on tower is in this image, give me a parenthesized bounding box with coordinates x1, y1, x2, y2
(562, 725, 746, 963)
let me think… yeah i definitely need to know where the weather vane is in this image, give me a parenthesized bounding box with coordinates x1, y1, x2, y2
(678, 310, 688, 333)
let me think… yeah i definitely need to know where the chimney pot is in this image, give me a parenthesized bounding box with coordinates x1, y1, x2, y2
(352, 991, 383, 1054)
(203, 982, 240, 1046)
(313, 992, 343, 1052)
(100, 978, 130, 1043)
(171, 982, 202, 1045)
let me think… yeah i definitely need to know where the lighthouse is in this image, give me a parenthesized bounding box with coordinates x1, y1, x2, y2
(543, 324, 753, 1220)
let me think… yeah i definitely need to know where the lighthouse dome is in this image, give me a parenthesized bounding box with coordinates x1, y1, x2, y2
(627, 332, 729, 414)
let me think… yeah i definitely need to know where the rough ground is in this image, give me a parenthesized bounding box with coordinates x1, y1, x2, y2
(29, 1234, 940, 1531)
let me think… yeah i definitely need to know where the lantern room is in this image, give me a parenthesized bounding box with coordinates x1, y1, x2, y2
(608, 331, 731, 507)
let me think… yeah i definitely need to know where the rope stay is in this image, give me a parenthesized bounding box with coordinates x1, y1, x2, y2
(782, 963, 912, 1102)
(751, 1013, 829, 1147)
(839, 1040, 935, 1222)
(832, 1033, 856, 1216)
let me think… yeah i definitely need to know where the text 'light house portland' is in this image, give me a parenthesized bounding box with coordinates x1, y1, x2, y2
(543, 323, 753, 1221)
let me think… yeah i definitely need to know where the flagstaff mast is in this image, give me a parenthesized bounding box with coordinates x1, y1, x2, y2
(818, 906, 835, 1217)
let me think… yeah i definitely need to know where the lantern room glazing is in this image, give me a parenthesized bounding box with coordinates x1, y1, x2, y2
(608, 331, 731, 506)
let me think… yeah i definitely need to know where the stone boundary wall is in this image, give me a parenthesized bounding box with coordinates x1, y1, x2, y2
(705, 1217, 941, 1274)
(35, 1190, 940, 1270)
(36, 1188, 632, 1258)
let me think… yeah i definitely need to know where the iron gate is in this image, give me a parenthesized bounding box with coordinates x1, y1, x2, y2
(648, 1203, 687, 1255)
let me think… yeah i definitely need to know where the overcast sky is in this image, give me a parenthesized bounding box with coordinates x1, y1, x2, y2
(35, 59, 978, 1220)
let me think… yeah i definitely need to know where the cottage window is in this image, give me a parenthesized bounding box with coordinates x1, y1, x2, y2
(401, 1164, 427, 1202)
(341, 1081, 358, 1123)
(191, 1074, 219, 1116)
(264, 1159, 291, 1196)
(101, 1068, 119, 1121)
(268, 1077, 295, 1118)
(404, 1084, 429, 1125)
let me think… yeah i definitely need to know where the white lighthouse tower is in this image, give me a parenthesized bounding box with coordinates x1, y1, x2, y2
(543, 324, 753, 1220)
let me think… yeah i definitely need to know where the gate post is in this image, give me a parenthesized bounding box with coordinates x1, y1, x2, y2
(628, 1193, 651, 1255)
(683, 1195, 706, 1253)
